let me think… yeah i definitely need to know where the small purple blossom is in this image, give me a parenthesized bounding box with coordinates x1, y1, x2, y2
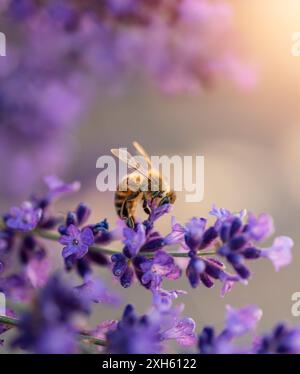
(225, 305, 262, 337)
(74, 276, 121, 306)
(212, 206, 292, 280)
(160, 316, 197, 347)
(123, 223, 146, 258)
(25, 255, 50, 289)
(58, 203, 92, 235)
(151, 303, 197, 347)
(165, 216, 218, 253)
(59, 224, 94, 260)
(148, 203, 173, 225)
(140, 250, 181, 289)
(5, 202, 42, 232)
(199, 304, 262, 354)
(106, 304, 161, 354)
(0, 274, 34, 303)
(186, 255, 240, 294)
(152, 289, 186, 312)
(261, 236, 293, 271)
(247, 213, 274, 241)
(13, 274, 90, 354)
(209, 205, 247, 220)
(164, 217, 186, 245)
(44, 175, 81, 202)
(107, 303, 196, 353)
(255, 323, 300, 354)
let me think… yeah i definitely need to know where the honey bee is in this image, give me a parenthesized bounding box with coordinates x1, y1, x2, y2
(111, 141, 176, 228)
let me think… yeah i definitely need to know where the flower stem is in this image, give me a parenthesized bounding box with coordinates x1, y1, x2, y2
(0, 219, 217, 258)
(35, 228, 216, 258)
(0, 315, 19, 327)
(0, 315, 107, 347)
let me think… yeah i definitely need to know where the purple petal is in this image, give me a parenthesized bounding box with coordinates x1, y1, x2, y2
(152, 289, 186, 312)
(62, 245, 76, 259)
(248, 213, 274, 241)
(262, 236, 293, 271)
(225, 305, 262, 337)
(149, 203, 172, 222)
(164, 217, 186, 245)
(44, 175, 81, 201)
(75, 278, 121, 306)
(123, 223, 146, 256)
(59, 235, 73, 245)
(154, 251, 173, 266)
(141, 271, 153, 285)
(140, 260, 153, 273)
(66, 224, 80, 237)
(162, 317, 197, 347)
(76, 244, 89, 259)
(25, 257, 50, 288)
(81, 227, 94, 246)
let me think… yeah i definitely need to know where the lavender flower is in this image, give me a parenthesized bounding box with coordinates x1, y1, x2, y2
(255, 324, 300, 354)
(0, 175, 296, 354)
(43, 175, 81, 203)
(214, 207, 293, 279)
(25, 254, 50, 289)
(225, 305, 263, 337)
(261, 236, 293, 271)
(123, 223, 146, 258)
(158, 305, 197, 347)
(58, 202, 91, 235)
(59, 224, 94, 260)
(152, 289, 187, 312)
(140, 250, 181, 289)
(13, 274, 90, 354)
(160, 317, 196, 347)
(186, 255, 240, 294)
(165, 216, 218, 252)
(198, 305, 262, 354)
(106, 304, 161, 354)
(4, 202, 42, 232)
(74, 276, 121, 306)
(111, 222, 167, 288)
(0, 274, 34, 303)
(111, 253, 135, 288)
(106, 303, 196, 353)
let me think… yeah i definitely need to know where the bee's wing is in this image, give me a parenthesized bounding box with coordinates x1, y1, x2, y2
(133, 141, 153, 168)
(111, 148, 149, 179)
(133, 141, 168, 187)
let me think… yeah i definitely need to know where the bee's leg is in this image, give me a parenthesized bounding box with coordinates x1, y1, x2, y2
(142, 195, 151, 216)
(158, 196, 170, 206)
(120, 193, 138, 219)
(120, 200, 129, 219)
(151, 191, 162, 199)
(127, 216, 136, 229)
(122, 191, 140, 228)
